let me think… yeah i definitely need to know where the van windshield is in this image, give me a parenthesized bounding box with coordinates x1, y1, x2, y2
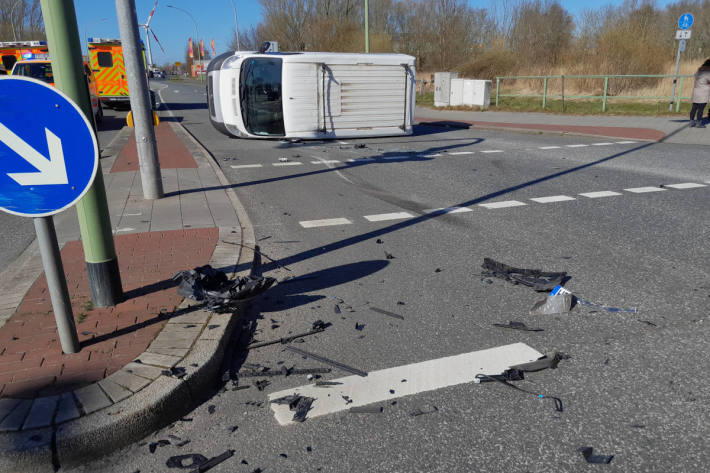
(13, 62, 53, 83)
(239, 57, 285, 136)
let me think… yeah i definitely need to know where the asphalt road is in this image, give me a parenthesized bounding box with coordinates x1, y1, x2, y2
(66, 80, 710, 473)
(0, 105, 127, 271)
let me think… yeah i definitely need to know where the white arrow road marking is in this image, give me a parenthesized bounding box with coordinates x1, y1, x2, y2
(268, 343, 544, 425)
(0, 123, 68, 186)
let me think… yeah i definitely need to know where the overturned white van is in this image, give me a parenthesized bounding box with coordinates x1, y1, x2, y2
(206, 51, 416, 139)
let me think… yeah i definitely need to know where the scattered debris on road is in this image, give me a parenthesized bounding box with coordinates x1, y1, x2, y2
(410, 404, 438, 416)
(578, 446, 614, 464)
(315, 380, 343, 387)
(551, 285, 638, 313)
(368, 307, 404, 320)
(511, 352, 570, 372)
(254, 380, 271, 391)
(279, 156, 289, 162)
(529, 294, 573, 315)
(161, 366, 187, 379)
(349, 405, 383, 414)
(285, 345, 368, 377)
(247, 320, 330, 349)
(481, 258, 567, 291)
(493, 321, 543, 331)
(475, 372, 564, 412)
(270, 394, 315, 422)
(384, 251, 395, 260)
(148, 439, 170, 453)
(238, 366, 331, 377)
(166, 453, 208, 469)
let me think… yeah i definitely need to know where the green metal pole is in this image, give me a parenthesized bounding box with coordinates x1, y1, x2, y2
(495, 78, 500, 107)
(364, 0, 370, 53)
(675, 77, 683, 113)
(40, 0, 123, 307)
(602, 76, 608, 112)
(542, 77, 548, 109)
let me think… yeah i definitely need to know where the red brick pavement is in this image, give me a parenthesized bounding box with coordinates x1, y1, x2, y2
(0, 228, 218, 399)
(110, 122, 198, 173)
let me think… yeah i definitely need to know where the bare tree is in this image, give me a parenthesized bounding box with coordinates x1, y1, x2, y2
(0, 0, 44, 42)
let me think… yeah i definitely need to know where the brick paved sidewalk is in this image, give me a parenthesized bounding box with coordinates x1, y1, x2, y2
(0, 228, 217, 400)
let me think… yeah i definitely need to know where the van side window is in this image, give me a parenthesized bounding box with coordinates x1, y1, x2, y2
(97, 52, 113, 68)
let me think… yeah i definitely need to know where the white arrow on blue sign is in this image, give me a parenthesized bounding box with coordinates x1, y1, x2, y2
(678, 12, 694, 30)
(0, 77, 98, 217)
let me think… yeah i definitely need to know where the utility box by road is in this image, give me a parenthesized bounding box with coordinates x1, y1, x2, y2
(434, 72, 458, 107)
(449, 78, 491, 108)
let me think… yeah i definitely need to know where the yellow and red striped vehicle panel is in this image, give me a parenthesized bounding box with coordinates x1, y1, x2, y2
(89, 44, 129, 98)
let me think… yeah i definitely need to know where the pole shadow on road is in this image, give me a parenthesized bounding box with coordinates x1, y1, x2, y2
(224, 124, 690, 275)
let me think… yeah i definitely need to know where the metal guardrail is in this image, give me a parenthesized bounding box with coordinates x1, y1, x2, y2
(495, 74, 695, 112)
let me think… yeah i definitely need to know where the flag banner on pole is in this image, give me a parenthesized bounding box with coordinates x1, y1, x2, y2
(200, 39, 205, 59)
(210, 38, 216, 56)
(188, 37, 193, 58)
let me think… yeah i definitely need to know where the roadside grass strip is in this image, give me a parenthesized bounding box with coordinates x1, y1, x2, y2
(624, 186, 666, 193)
(662, 182, 707, 189)
(478, 200, 527, 209)
(529, 195, 576, 203)
(579, 191, 623, 198)
(364, 212, 414, 222)
(299, 218, 353, 228)
(269, 343, 543, 425)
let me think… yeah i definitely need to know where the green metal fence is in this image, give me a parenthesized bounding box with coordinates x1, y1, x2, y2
(494, 74, 695, 112)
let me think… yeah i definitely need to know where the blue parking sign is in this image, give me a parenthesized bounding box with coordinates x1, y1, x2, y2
(0, 77, 98, 217)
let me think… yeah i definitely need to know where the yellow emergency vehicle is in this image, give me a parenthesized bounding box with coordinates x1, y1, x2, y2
(87, 37, 156, 110)
(0, 40, 48, 75)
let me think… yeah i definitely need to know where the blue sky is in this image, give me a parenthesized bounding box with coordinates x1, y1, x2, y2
(73, 0, 682, 65)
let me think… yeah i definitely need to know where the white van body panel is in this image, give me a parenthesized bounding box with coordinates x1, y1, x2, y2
(207, 51, 416, 139)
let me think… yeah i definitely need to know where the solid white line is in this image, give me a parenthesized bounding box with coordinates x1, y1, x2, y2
(592, 142, 614, 146)
(364, 211, 413, 222)
(115, 227, 135, 233)
(273, 162, 303, 166)
(420, 153, 442, 157)
(310, 160, 341, 164)
(662, 182, 707, 189)
(479, 200, 527, 209)
(425, 207, 473, 214)
(529, 195, 576, 203)
(231, 164, 263, 169)
(539, 146, 561, 150)
(268, 343, 544, 425)
(579, 191, 623, 198)
(299, 218, 352, 228)
(566, 144, 588, 148)
(481, 150, 503, 153)
(449, 151, 475, 155)
(615, 140, 637, 144)
(624, 186, 666, 193)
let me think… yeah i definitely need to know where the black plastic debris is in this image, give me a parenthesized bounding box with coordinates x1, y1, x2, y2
(173, 263, 275, 313)
(176, 440, 191, 448)
(475, 368, 525, 382)
(230, 425, 239, 433)
(368, 307, 404, 320)
(511, 352, 570, 372)
(493, 321, 543, 331)
(384, 251, 395, 260)
(239, 366, 331, 377)
(166, 454, 208, 469)
(271, 394, 315, 422)
(315, 381, 343, 387)
(189, 449, 235, 472)
(334, 304, 342, 314)
(349, 405, 383, 414)
(162, 366, 187, 379)
(578, 446, 614, 464)
(149, 439, 170, 453)
(247, 320, 330, 349)
(529, 294, 573, 315)
(434, 268, 442, 273)
(475, 373, 563, 412)
(481, 258, 567, 292)
(285, 345, 368, 377)
(376, 239, 384, 244)
(355, 143, 367, 149)
(279, 453, 288, 458)
(355, 322, 365, 331)
(254, 380, 271, 391)
(410, 404, 438, 416)
(207, 405, 216, 414)
(342, 395, 353, 404)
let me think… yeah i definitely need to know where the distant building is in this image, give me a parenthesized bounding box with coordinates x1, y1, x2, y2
(191, 59, 208, 77)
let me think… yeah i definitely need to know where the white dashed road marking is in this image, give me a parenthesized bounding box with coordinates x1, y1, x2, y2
(662, 182, 707, 189)
(579, 191, 622, 198)
(231, 164, 263, 169)
(592, 142, 614, 146)
(420, 153, 442, 157)
(269, 343, 543, 425)
(310, 160, 341, 164)
(425, 207, 473, 214)
(566, 144, 588, 148)
(539, 146, 561, 149)
(529, 195, 576, 203)
(273, 161, 303, 166)
(364, 212, 413, 222)
(624, 186, 666, 193)
(481, 150, 503, 153)
(479, 200, 527, 209)
(449, 151, 475, 155)
(615, 141, 637, 144)
(299, 218, 353, 228)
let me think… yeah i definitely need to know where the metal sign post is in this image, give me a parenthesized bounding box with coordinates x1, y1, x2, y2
(670, 13, 694, 111)
(0, 77, 100, 354)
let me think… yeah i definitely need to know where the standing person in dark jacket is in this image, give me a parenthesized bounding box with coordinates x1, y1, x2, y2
(689, 59, 710, 128)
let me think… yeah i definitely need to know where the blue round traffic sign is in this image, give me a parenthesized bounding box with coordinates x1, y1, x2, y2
(0, 77, 98, 217)
(678, 12, 694, 30)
